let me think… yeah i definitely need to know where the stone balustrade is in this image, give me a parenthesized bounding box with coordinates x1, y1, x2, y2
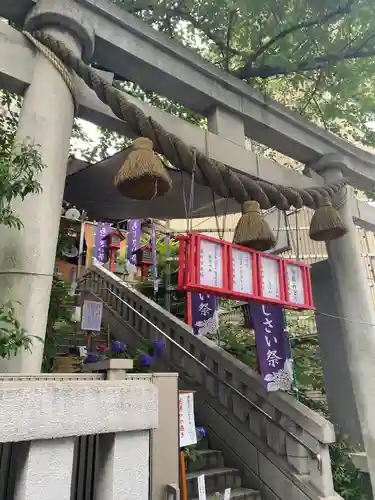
(83, 264, 342, 500)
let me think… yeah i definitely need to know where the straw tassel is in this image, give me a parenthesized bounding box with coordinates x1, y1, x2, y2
(233, 201, 276, 251)
(114, 137, 172, 200)
(309, 200, 348, 241)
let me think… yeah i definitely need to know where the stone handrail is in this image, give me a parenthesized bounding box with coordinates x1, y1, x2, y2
(82, 265, 341, 500)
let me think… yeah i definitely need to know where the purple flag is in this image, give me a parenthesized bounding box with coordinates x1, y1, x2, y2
(250, 303, 293, 393)
(127, 220, 141, 266)
(94, 222, 111, 264)
(191, 292, 219, 336)
(151, 221, 158, 294)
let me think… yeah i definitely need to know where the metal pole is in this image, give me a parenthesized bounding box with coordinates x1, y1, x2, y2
(165, 221, 172, 312)
(77, 214, 86, 279)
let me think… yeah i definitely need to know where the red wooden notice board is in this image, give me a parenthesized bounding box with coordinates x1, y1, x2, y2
(177, 233, 314, 311)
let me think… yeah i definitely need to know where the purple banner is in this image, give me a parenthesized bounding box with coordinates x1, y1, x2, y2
(151, 221, 158, 294)
(191, 292, 219, 336)
(94, 222, 111, 263)
(250, 303, 293, 393)
(127, 220, 141, 266)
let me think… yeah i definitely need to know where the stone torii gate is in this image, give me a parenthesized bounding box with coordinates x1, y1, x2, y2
(1, 0, 375, 489)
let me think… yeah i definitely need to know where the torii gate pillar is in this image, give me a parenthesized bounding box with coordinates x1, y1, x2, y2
(317, 156, 375, 489)
(0, 0, 94, 373)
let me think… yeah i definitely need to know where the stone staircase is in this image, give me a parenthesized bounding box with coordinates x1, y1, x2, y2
(187, 447, 261, 499)
(81, 265, 344, 500)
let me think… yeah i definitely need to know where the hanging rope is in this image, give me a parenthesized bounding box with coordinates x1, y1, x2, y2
(22, 30, 346, 212)
(23, 31, 78, 113)
(211, 190, 228, 240)
(181, 149, 196, 232)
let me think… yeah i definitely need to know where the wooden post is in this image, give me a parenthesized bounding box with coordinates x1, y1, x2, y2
(185, 292, 192, 326)
(180, 450, 188, 500)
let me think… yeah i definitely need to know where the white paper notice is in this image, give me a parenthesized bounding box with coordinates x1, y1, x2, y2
(199, 239, 223, 288)
(224, 488, 232, 500)
(197, 474, 207, 500)
(260, 256, 280, 300)
(179, 392, 197, 448)
(286, 263, 305, 305)
(81, 300, 103, 331)
(78, 346, 88, 357)
(232, 249, 253, 295)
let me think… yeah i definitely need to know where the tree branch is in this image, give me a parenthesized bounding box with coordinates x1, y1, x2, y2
(235, 0, 354, 79)
(224, 9, 237, 71)
(168, 8, 228, 52)
(312, 96, 329, 130)
(242, 46, 375, 78)
(300, 72, 324, 113)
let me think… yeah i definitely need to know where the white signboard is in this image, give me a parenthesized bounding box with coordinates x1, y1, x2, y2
(286, 263, 305, 305)
(197, 474, 207, 500)
(81, 300, 103, 331)
(260, 256, 280, 300)
(179, 392, 197, 448)
(199, 239, 223, 289)
(232, 249, 253, 295)
(224, 488, 232, 500)
(78, 346, 88, 357)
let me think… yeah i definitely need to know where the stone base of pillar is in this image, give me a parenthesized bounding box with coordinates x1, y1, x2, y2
(95, 431, 150, 500)
(14, 438, 75, 500)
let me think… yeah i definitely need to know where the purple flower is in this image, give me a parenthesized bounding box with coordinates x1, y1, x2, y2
(111, 340, 126, 354)
(84, 353, 100, 364)
(197, 427, 206, 438)
(152, 339, 166, 358)
(139, 353, 154, 368)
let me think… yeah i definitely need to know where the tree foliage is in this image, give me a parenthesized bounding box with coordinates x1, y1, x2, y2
(0, 301, 35, 359)
(43, 273, 77, 372)
(0, 91, 46, 358)
(104, 0, 375, 151)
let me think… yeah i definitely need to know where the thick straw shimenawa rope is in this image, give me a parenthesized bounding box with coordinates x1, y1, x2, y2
(23, 31, 78, 113)
(23, 30, 347, 211)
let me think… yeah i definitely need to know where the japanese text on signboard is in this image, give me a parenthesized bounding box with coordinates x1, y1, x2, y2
(179, 392, 197, 448)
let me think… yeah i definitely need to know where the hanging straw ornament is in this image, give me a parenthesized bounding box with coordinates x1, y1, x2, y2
(114, 137, 172, 200)
(233, 200, 276, 251)
(309, 198, 348, 241)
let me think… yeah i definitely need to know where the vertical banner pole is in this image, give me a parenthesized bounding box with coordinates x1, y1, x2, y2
(107, 324, 111, 357)
(185, 292, 192, 326)
(109, 249, 115, 273)
(151, 220, 159, 297)
(180, 450, 188, 500)
(165, 221, 171, 311)
(77, 217, 85, 278)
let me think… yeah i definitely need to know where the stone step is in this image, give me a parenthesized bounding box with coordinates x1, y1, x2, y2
(186, 467, 242, 498)
(187, 449, 224, 473)
(191, 488, 261, 500)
